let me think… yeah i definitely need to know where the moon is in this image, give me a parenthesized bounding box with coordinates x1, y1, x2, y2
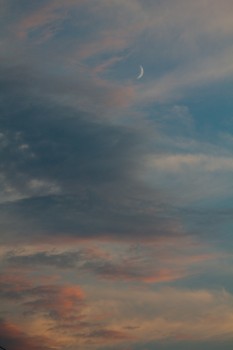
(137, 65, 144, 79)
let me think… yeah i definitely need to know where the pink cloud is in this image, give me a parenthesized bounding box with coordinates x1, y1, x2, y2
(0, 270, 85, 319)
(16, 0, 81, 40)
(24, 284, 85, 319)
(141, 269, 188, 283)
(78, 33, 129, 60)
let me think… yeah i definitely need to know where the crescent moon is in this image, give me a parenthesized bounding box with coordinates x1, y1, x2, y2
(137, 65, 144, 79)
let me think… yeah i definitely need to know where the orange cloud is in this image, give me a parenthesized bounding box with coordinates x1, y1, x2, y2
(142, 268, 188, 283)
(0, 270, 85, 320)
(1, 267, 233, 349)
(25, 284, 85, 319)
(0, 319, 55, 350)
(86, 286, 233, 346)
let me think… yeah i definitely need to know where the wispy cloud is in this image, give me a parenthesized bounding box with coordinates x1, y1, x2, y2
(3, 235, 223, 285)
(1, 1, 233, 349)
(146, 154, 233, 173)
(15, 0, 81, 40)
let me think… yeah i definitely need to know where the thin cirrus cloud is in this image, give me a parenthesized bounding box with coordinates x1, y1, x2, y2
(4, 0, 233, 111)
(3, 235, 222, 285)
(144, 152, 233, 204)
(146, 154, 233, 173)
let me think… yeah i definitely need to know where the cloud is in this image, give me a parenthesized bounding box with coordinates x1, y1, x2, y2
(0, 273, 85, 320)
(87, 329, 133, 341)
(6, 250, 84, 269)
(146, 154, 233, 173)
(4, 235, 222, 285)
(137, 46, 233, 105)
(0, 57, 165, 241)
(89, 286, 233, 345)
(1, 269, 233, 349)
(0, 319, 55, 350)
(0, 56, 184, 244)
(9, 0, 83, 41)
(82, 259, 188, 283)
(24, 285, 85, 319)
(0, 272, 33, 299)
(143, 150, 233, 205)
(1, 2, 233, 350)
(16, 1, 70, 40)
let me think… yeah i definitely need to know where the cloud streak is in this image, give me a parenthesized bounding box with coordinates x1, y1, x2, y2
(3, 235, 222, 285)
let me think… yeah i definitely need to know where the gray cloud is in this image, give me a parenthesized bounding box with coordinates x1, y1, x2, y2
(5, 250, 83, 269)
(5, 250, 149, 281)
(0, 59, 180, 243)
(4, 245, 188, 284)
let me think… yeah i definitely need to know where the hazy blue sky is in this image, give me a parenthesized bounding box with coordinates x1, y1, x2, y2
(0, 1, 233, 349)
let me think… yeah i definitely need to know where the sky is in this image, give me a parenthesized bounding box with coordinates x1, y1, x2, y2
(0, 1, 233, 349)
